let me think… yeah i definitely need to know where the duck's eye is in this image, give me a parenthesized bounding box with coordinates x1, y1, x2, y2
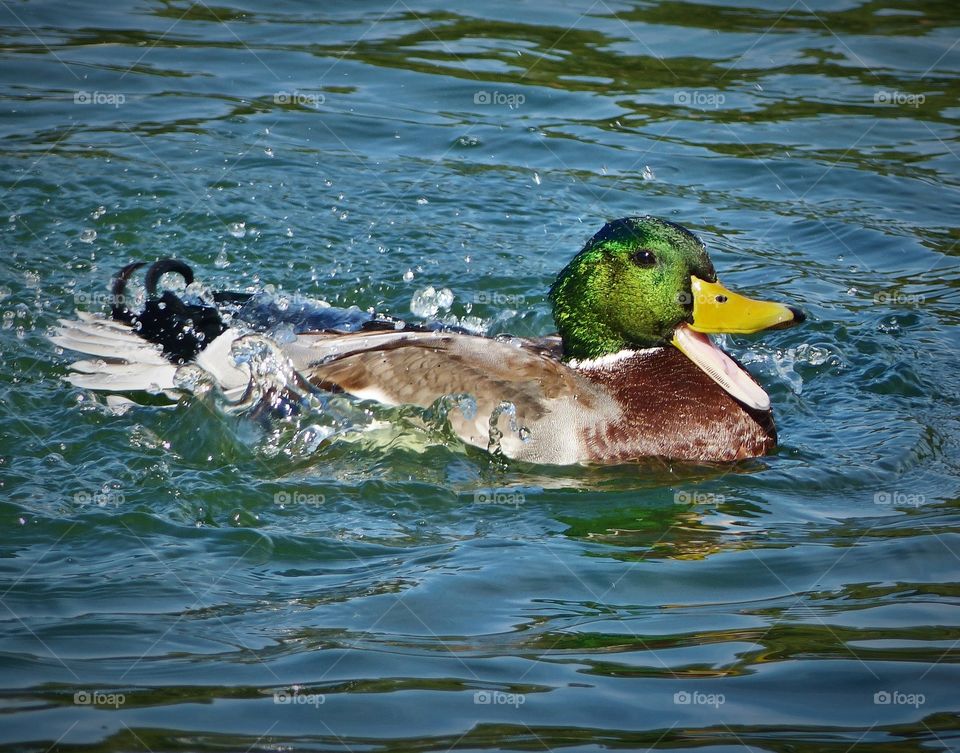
(716, 295, 728, 303)
(630, 249, 657, 267)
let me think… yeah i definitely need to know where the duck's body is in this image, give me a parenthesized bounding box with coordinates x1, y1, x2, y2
(52, 217, 802, 466)
(292, 329, 775, 464)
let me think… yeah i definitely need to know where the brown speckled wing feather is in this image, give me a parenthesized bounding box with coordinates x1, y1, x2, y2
(283, 330, 610, 463)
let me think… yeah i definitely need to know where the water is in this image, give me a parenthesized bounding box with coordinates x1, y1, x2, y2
(2, 1, 960, 750)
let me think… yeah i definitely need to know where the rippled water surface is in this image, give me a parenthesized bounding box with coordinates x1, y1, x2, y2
(3, 1, 960, 750)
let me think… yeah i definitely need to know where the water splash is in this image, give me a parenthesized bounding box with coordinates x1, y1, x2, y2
(740, 341, 846, 394)
(410, 286, 454, 318)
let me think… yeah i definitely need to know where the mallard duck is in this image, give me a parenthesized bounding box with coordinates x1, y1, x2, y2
(52, 217, 804, 465)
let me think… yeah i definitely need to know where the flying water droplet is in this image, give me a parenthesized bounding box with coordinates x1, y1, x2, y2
(410, 286, 454, 318)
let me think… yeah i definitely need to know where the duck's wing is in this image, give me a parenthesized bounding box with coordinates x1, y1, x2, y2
(282, 330, 615, 464)
(51, 310, 613, 463)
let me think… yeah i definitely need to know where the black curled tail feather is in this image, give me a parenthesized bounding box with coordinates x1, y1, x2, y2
(111, 262, 147, 323)
(110, 258, 229, 364)
(145, 259, 194, 297)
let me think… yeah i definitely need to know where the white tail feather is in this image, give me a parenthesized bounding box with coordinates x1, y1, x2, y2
(52, 313, 251, 398)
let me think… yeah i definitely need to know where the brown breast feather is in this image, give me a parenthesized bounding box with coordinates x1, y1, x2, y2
(577, 348, 777, 462)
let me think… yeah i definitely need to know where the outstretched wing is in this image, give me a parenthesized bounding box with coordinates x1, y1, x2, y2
(284, 330, 614, 463)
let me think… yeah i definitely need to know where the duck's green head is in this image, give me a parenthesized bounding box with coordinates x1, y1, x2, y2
(549, 216, 804, 408)
(550, 217, 715, 359)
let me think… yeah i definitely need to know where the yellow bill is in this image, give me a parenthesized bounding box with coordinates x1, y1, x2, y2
(687, 276, 802, 334)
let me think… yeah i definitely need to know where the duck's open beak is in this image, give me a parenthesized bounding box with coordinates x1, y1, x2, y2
(671, 276, 804, 412)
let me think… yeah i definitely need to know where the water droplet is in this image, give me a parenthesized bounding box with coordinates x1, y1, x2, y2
(215, 247, 229, 268)
(264, 147, 274, 157)
(533, 172, 541, 185)
(402, 269, 414, 282)
(457, 394, 478, 420)
(91, 205, 106, 220)
(228, 221, 246, 238)
(410, 286, 454, 318)
(641, 165, 655, 180)
(416, 197, 428, 205)
(79, 228, 97, 244)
